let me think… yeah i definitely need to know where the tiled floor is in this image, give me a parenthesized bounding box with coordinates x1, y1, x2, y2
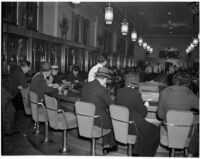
(1, 110, 189, 157)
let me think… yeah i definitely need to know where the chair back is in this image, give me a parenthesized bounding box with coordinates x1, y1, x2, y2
(21, 86, 31, 115)
(166, 110, 193, 149)
(29, 91, 39, 122)
(44, 95, 58, 129)
(75, 101, 96, 138)
(109, 104, 129, 144)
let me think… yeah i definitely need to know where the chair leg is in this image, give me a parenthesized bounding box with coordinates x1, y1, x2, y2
(170, 148, 175, 157)
(42, 121, 49, 143)
(128, 144, 132, 156)
(33, 122, 40, 135)
(91, 138, 96, 156)
(184, 148, 188, 157)
(59, 130, 71, 153)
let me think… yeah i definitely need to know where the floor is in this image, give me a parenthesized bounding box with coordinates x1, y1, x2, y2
(1, 110, 190, 157)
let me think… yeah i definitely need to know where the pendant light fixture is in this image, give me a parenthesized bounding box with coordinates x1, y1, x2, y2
(131, 11, 137, 41)
(121, 5, 128, 35)
(149, 48, 153, 53)
(131, 29, 137, 41)
(147, 45, 150, 51)
(138, 37, 143, 46)
(192, 38, 198, 46)
(105, 2, 113, 25)
(143, 42, 147, 49)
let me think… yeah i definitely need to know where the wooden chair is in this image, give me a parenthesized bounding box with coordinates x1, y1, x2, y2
(109, 104, 137, 156)
(44, 95, 77, 153)
(75, 101, 111, 156)
(29, 91, 49, 143)
(160, 110, 195, 157)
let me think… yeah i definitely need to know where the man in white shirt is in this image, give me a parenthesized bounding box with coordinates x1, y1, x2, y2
(88, 55, 107, 82)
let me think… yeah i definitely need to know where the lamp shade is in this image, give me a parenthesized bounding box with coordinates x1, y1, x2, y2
(105, 6, 113, 24)
(192, 38, 198, 46)
(138, 37, 143, 46)
(149, 48, 153, 53)
(198, 33, 200, 41)
(121, 19, 129, 35)
(147, 45, 150, 51)
(131, 30, 137, 41)
(143, 42, 147, 49)
(186, 48, 190, 54)
(190, 43, 195, 49)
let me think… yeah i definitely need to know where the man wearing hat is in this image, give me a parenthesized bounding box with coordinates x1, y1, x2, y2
(67, 65, 82, 83)
(30, 62, 61, 101)
(81, 67, 118, 154)
(88, 55, 107, 82)
(50, 64, 65, 84)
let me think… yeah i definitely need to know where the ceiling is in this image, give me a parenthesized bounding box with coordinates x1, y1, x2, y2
(81, 2, 199, 36)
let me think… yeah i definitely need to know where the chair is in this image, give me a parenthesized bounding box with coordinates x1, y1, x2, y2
(29, 91, 49, 143)
(44, 95, 77, 153)
(21, 86, 31, 115)
(75, 101, 111, 156)
(109, 104, 137, 156)
(160, 110, 195, 157)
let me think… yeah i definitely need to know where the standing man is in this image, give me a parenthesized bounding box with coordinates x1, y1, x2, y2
(81, 67, 118, 154)
(2, 60, 31, 135)
(88, 55, 107, 82)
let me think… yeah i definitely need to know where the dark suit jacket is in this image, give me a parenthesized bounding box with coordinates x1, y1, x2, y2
(3, 67, 28, 98)
(30, 72, 58, 101)
(67, 72, 82, 83)
(81, 80, 114, 129)
(157, 85, 199, 121)
(116, 87, 160, 156)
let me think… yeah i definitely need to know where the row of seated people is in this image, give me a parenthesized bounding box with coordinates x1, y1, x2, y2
(2, 61, 199, 156)
(80, 67, 199, 156)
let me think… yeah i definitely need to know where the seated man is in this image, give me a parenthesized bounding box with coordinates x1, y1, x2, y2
(116, 72, 160, 156)
(30, 62, 61, 101)
(81, 67, 118, 154)
(51, 64, 66, 84)
(157, 73, 199, 157)
(67, 65, 82, 83)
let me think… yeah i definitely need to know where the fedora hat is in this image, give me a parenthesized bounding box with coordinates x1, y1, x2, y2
(95, 67, 111, 79)
(41, 62, 51, 71)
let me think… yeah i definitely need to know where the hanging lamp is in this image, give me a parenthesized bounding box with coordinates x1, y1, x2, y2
(138, 37, 143, 46)
(105, 2, 113, 25)
(121, 6, 128, 35)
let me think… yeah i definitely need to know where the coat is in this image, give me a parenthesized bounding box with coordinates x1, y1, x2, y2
(30, 72, 58, 101)
(80, 80, 114, 129)
(3, 67, 28, 98)
(116, 87, 160, 156)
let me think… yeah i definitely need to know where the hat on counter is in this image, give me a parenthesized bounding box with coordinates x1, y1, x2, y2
(51, 64, 59, 69)
(95, 67, 111, 79)
(41, 62, 51, 71)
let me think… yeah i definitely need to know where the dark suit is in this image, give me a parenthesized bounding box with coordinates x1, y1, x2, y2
(81, 80, 116, 147)
(3, 67, 28, 97)
(67, 72, 82, 83)
(30, 72, 58, 101)
(158, 85, 199, 121)
(116, 87, 160, 156)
